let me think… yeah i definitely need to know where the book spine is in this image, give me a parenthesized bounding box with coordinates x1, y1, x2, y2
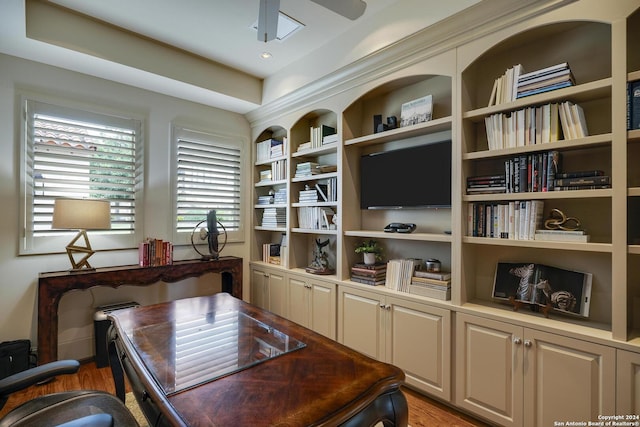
(632, 80, 640, 130)
(554, 176, 610, 186)
(555, 170, 604, 179)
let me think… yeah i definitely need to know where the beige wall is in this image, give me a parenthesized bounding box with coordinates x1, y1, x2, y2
(0, 53, 251, 360)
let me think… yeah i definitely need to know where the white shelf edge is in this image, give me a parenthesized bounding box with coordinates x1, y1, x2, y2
(463, 188, 612, 202)
(628, 245, 640, 255)
(462, 78, 612, 121)
(628, 187, 640, 197)
(291, 228, 338, 235)
(254, 154, 287, 166)
(344, 116, 452, 147)
(629, 129, 640, 142)
(344, 229, 452, 242)
(255, 179, 287, 187)
(291, 143, 338, 158)
(463, 133, 612, 160)
(462, 236, 612, 252)
(255, 226, 287, 232)
(254, 203, 287, 209)
(292, 201, 338, 207)
(291, 171, 338, 182)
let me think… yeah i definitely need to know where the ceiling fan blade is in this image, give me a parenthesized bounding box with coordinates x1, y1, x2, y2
(310, 0, 367, 20)
(258, 0, 280, 42)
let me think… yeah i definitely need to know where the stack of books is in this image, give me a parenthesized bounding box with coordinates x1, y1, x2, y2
(259, 170, 272, 183)
(534, 229, 590, 242)
(466, 174, 506, 194)
(294, 162, 320, 178)
(385, 258, 421, 292)
(553, 170, 610, 191)
(261, 207, 286, 228)
(516, 62, 575, 99)
(138, 238, 173, 267)
(257, 195, 274, 205)
(409, 270, 451, 300)
(558, 101, 589, 139)
(350, 262, 386, 286)
(273, 188, 287, 204)
(298, 188, 319, 203)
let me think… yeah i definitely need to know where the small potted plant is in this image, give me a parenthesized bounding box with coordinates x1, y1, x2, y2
(355, 239, 383, 265)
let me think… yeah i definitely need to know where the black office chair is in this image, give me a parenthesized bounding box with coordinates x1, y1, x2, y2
(0, 360, 140, 427)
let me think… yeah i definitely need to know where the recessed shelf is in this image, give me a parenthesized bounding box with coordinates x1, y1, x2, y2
(291, 172, 338, 183)
(254, 203, 287, 209)
(292, 201, 338, 207)
(344, 230, 452, 243)
(291, 228, 337, 235)
(462, 236, 612, 252)
(255, 179, 287, 187)
(255, 226, 287, 232)
(344, 116, 452, 147)
(463, 188, 612, 202)
(254, 154, 287, 166)
(292, 143, 338, 158)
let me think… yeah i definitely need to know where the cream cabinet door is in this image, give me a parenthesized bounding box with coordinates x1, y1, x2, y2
(387, 296, 451, 401)
(309, 280, 336, 339)
(250, 267, 269, 310)
(455, 312, 524, 427)
(287, 276, 309, 327)
(337, 286, 385, 359)
(616, 349, 640, 415)
(267, 270, 287, 317)
(524, 329, 615, 427)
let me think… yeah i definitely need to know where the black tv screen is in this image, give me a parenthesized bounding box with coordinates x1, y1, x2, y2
(360, 140, 452, 209)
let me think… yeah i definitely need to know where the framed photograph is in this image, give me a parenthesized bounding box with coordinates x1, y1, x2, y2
(492, 262, 592, 317)
(400, 95, 432, 127)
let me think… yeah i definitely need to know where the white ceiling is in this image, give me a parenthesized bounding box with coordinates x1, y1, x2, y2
(0, 0, 480, 113)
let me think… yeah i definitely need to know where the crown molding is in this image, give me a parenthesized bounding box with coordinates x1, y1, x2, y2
(245, 0, 574, 127)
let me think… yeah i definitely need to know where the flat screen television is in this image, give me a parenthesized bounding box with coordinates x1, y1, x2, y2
(360, 140, 452, 209)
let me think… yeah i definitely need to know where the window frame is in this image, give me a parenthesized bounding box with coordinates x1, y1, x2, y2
(19, 95, 144, 255)
(171, 124, 247, 246)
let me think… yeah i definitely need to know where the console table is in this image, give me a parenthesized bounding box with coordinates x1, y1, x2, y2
(37, 256, 243, 364)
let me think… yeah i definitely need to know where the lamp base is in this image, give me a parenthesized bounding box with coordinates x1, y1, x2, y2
(66, 230, 96, 270)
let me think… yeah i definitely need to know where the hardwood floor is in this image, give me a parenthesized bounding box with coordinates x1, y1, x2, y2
(0, 361, 491, 426)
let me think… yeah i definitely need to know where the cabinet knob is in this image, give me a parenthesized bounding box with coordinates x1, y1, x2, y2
(513, 337, 522, 345)
(379, 303, 385, 309)
(385, 304, 391, 310)
(524, 340, 532, 348)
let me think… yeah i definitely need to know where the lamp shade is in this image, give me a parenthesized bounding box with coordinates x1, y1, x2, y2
(52, 199, 111, 230)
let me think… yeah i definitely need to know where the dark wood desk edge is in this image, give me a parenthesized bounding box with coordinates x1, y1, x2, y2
(37, 257, 243, 365)
(108, 294, 408, 427)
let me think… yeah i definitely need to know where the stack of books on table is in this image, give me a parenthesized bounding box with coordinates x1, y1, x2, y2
(409, 270, 451, 300)
(261, 207, 286, 228)
(294, 162, 320, 178)
(385, 258, 421, 292)
(534, 229, 590, 242)
(553, 170, 610, 191)
(516, 62, 575, 99)
(350, 262, 386, 286)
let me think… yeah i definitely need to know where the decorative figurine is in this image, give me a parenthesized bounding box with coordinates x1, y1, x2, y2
(305, 238, 335, 275)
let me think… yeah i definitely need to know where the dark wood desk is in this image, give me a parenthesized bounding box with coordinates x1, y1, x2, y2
(108, 293, 408, 427)
(38, 257, 242, 365)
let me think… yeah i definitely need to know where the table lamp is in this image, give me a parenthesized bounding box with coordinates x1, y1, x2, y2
(52, 198, 111, 271)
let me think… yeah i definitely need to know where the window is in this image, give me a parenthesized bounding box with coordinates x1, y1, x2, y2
(172, 126, 245, 244)
(21, 99, 142, 254)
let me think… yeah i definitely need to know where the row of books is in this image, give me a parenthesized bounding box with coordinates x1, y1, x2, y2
(296, 125, 337, 152)
(256, 138, 287, 162)
(297, 206, 335, 230)
(484, 101, 587, 150)
(138, 238, 173, 267)
(298, 180, 338, 203)
(350, 262, 386, 286)
(628, 79, 640, 130)
(467, 200, 544, 240)
(262, 243, 281, 265)
(257, 188, 287, 205)
(261, 207, 286, 228)
(488, 62, 574, 106)
(467, 150, 561, 194)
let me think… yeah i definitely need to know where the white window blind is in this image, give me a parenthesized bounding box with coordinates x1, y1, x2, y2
(22, 99, 142, 253)
(174, 127, 244, 242)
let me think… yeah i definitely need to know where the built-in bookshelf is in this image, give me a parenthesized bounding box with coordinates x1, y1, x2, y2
(341, 72, 454, 283)
(252, 125, 289, 267)
(459, 19, 615, 335)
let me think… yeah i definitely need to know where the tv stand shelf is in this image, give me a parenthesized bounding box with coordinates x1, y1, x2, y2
(345, 230, 452, 242)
